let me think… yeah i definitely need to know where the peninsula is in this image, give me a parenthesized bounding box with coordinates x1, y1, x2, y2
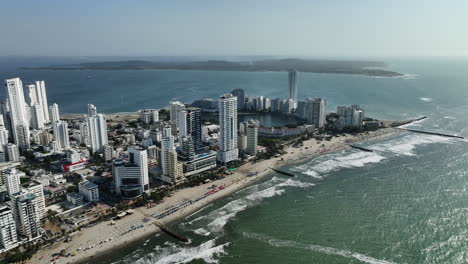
(20, 58, 403, 77)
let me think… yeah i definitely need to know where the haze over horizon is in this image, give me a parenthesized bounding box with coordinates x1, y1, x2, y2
(1, 0, 468, 58)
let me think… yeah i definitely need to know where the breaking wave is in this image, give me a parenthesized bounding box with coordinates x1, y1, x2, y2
(372, 134, 453, 156)
(243, 232, 396, 264)
(190, 178, 314, 233)
(293, 151, 385, 177)
(131, 239, 229, 264)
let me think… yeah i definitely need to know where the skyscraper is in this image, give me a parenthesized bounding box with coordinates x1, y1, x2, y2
(169, 101, 186, 128)
(128, 145, 149, 191)
(4, 78, 30, 150)
(305, 98, 326, 128)
(167, 150, 184, 184)
(30, 104, 45, 129)
(288, 69, 298, 102)
(177, 107, 203, 152)
(161, 126, 175, 178)
(35, 81, 50, 123)
(217, 94, 238, 163)
(87, 112, 108, 153)
(49, 103, 60, 123)
(53, 120, 70, 150)
(231, 88, 246, 110)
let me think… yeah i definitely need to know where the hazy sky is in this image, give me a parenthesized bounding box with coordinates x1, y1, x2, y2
(1, 0, 467, 58)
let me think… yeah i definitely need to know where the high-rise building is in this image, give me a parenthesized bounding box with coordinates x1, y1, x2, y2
(30, 104, 45, 129)
(25, 183, 46, 220)
(167, 150, 184, 184)
(10, 192, 42, 241)
(0, 122, 9, 149)
(305, 98, 326, 128)
(288, 69, 298, 102)
(239, 120, 259, 156)
(4, 144, 19, 162)
(128, 146, 149, 191)
(177, 107, 203, 152)
(78, 121, 91, 146)
(140, 109, 159, 124)
(169, 101, 186, 128)
(4, 78, 30, 150)
(336, 105, 365, 129)
(0, 205, 18, 252)
(87, 104, 97, 117)
(53, 120, 70, 150)
(218, 94, 238, 163)
(160, 126, 175, 176)
(4, 168, 22, 196)
(231, 89, 246, 110)
(35, 81, 50, 123)
(49, 103, 60, 123)
(113, 146, 149, 199)
(87, 113, 108, 153)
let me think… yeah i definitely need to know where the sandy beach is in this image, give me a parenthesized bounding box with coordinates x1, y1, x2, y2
(32, 127, 400, 264)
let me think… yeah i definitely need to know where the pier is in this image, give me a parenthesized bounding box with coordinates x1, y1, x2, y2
(271, 168, 295, 177)
(348, 144, 374, 152)
(399, 128, 464, 139)
(153, 222, 189, 243)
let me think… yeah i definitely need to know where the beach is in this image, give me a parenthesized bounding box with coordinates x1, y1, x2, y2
(32, 127, 400, 264)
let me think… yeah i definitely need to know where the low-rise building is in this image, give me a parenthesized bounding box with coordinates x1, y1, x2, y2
(78, 181, 99, 202)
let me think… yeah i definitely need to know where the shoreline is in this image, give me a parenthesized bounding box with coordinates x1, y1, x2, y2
(32, 127, 401, 264)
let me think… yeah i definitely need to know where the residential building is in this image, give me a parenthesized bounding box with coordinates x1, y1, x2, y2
(169, 101, 186, 128)
(177, 107, 203, 152)
(30, 104, 45, 129)
(53, 120, 70, 150)
(231, 88, 246, 110)
(288, 69, 298, 102)
(10, 192, 42, 241)
(4, 168, 22, 196)
(160, 126, 175, 176)
(336, 105, 365, 129)
(217, 94, 238, 163)
(140, 109, 159, 124)
(305, 98, 326, 128)
(87, 113, 108, 153)
(4, 78, 30, 150)
(0, 205, 18, 252)
(66, 192, 84, 206)
(183, 151, 217, 177)
(25, 183, 46, 220)
(166, 150, 184, 184)
(4, 144, 19, 162)
(49, 103, 60, 123)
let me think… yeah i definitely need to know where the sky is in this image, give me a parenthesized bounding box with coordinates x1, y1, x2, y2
(1, 0, 467, 58)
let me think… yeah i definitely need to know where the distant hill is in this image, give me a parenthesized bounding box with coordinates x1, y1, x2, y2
(20, 58, 402, 77)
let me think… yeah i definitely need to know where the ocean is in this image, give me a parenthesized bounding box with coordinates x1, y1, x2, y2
(2, 58, 468, 263)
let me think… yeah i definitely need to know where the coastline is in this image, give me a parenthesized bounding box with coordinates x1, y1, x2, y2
(32, 127, 401, 264)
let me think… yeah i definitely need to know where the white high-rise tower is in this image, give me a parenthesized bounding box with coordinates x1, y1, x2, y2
(35, 81, 49, 123)
(288, 70, 298, 102)
(53, 120, 70, 150)
(86, 107, 108, 153)
(4, 78, 30, 150)
(217, 94, 238, 163)
(49, 103, 60, 123)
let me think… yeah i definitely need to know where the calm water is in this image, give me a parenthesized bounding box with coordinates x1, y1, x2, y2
(2, 59, 468, 263)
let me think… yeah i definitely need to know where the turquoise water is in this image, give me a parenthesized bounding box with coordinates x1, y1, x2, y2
(3, 59, 468, 263)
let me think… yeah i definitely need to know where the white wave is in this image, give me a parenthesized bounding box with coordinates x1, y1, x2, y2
(444, 116, 456, 120)
(396, 73, 419, 80)
(193, 228, 211, 236)
(297, 151, 385, 177)
(135, 239, 229, 264)
(372, 134, 453, 156)
(419, 97, 433, 102)
(199, 178, 313, 232)
(243, 232, 395, 264)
